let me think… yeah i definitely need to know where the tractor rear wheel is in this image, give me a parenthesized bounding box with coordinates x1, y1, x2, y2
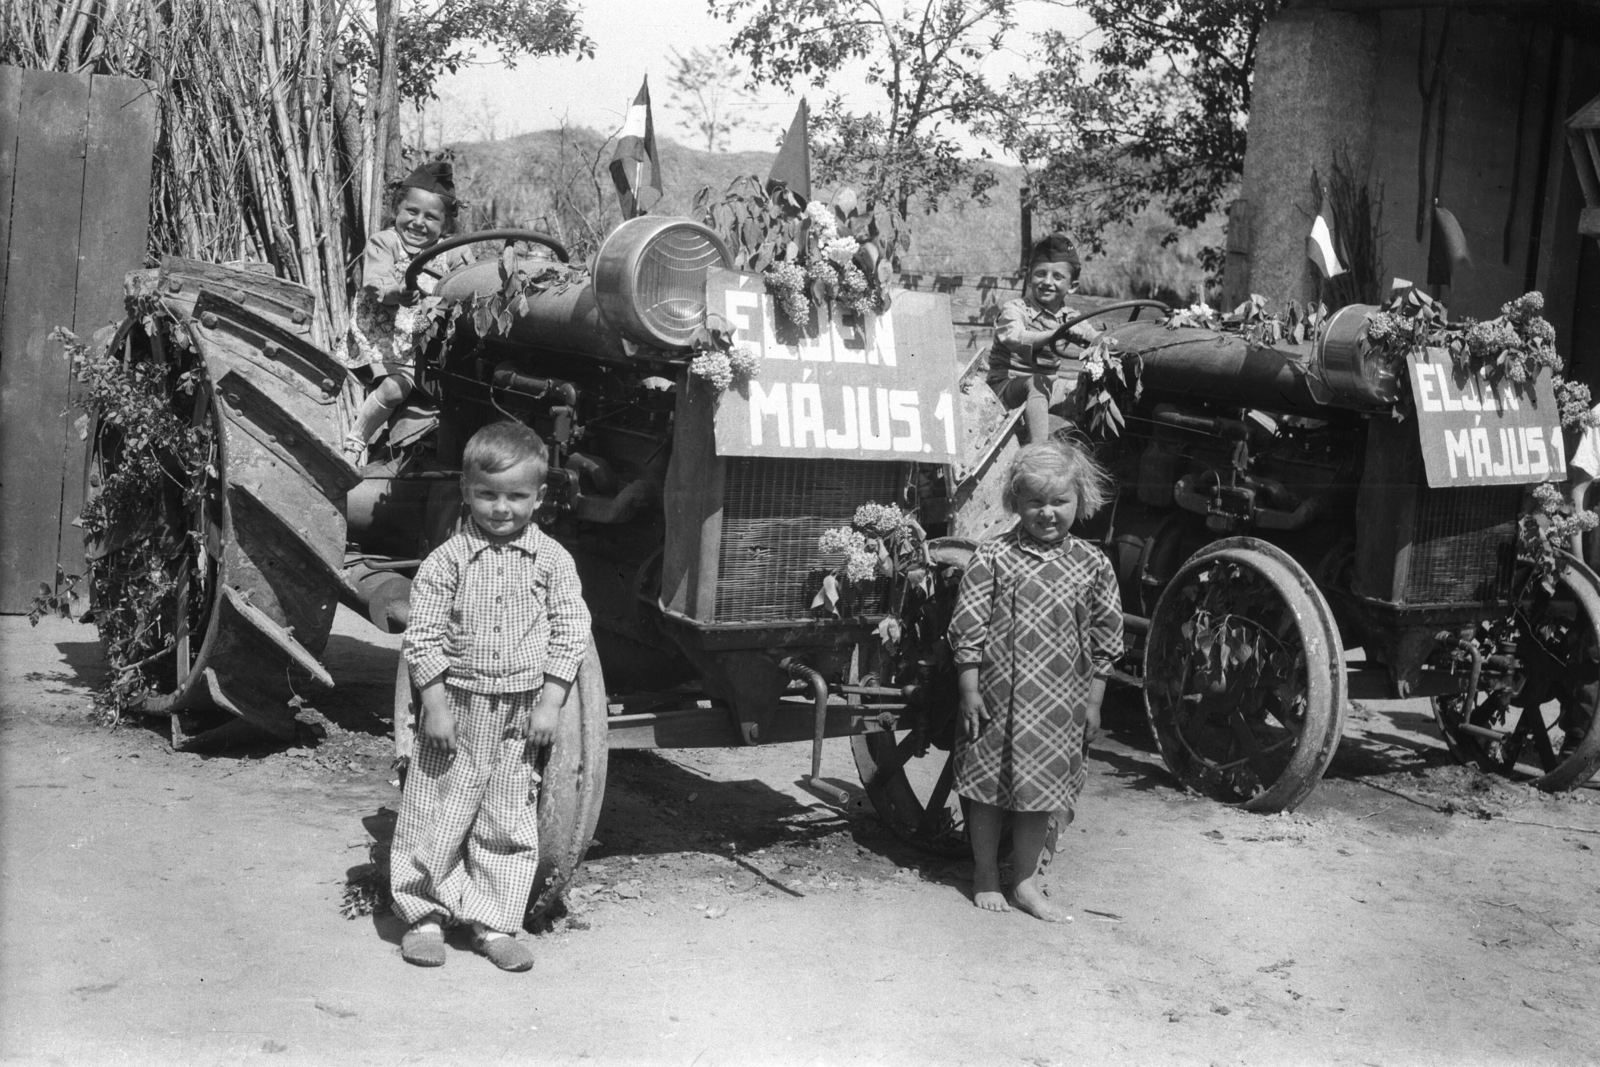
(1144, 538, 1347, 812)
(98, 261, 361, 747)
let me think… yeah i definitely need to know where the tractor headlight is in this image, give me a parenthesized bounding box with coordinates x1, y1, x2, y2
(1312, 303, 1402, 409)
(594, 218, 732, 351)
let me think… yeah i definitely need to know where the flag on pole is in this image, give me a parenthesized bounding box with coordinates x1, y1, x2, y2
(610, 77, 661, 219)
(767, 99, 811, 203)
(1307, 208, 1345, 279)
(1427, 201, 1471, 287)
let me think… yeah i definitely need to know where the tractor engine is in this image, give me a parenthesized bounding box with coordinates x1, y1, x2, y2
(1093, 306, 1526, 697)
(344, 219, 916, 744)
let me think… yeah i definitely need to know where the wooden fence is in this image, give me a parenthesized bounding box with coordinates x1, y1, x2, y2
(0, 66, 156, 613)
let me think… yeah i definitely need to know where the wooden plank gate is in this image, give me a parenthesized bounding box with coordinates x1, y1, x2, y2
(0, 66, 157, 613)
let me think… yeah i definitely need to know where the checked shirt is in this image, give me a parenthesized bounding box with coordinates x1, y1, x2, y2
(949, 527, 1123, 814)
(402, 520, 590, 694)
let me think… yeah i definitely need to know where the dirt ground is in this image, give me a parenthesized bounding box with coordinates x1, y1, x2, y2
(3, 609, 1599, 1067)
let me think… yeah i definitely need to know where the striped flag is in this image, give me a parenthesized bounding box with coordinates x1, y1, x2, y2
(1307, 209, 1345, 279)
(610, 77, 661, 219)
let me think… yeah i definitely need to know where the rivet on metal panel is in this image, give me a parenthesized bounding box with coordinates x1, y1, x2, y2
(200, 312, 218, 329)
(167, 279, 183, 293)
(262, 342, 281, 361)
(320, 378, 335, 393)
(225, 393, 241, 409)
(291, 309, 309, 325)
(233, 289, 248, 304)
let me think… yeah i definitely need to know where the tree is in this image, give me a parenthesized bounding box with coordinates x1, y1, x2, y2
(711, 0, 1013, 220)
(343, 0, 595, 221)
(988, 0, 1278, 249)
(666, 46, 755, 152)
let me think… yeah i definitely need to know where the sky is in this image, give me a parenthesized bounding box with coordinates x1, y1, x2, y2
(421, 0, 1091, 156)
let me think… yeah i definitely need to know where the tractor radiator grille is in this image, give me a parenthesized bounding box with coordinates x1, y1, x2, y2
(1405, 485, 1519, 603)
(714, 457, 901, 622)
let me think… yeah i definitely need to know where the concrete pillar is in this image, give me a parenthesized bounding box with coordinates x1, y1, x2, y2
(1227, 8, 1381, 309)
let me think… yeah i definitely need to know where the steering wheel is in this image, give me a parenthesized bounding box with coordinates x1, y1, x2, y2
(1046, 298, 1170, 356)
(403, 228, 570, 292)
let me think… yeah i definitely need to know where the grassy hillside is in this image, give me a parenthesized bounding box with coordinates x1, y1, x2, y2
(448, 128, 1221, 305)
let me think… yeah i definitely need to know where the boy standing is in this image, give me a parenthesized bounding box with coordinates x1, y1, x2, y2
(986, 232, 1102, 442)
(391, 421, 591, 970)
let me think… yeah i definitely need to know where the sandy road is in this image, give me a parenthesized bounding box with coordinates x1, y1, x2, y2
(3, 609, 1598, 1066)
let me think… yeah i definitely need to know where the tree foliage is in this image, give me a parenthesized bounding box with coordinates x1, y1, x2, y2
(666, 46, 755, 153)
(711, 0, 1013, 219)
(381, 0, 594, 103)
(988, 0, 1278, 247)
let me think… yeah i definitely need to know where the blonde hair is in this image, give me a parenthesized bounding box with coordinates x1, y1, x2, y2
(1001, 440, 1111, 518)
(463, 421, 548, 483)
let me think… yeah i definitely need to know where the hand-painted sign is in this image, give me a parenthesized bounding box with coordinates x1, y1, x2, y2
(1408, 348, 1564, 488)
(706, 268, 962, 462)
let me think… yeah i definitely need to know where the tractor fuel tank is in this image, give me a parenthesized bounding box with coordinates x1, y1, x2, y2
(435, 218, 732, 359)
(1102, 303, 1394, 416)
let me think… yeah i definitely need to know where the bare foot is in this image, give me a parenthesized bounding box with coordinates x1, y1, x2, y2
(973, 869, 1010, 913)
(1012, 878, 1070, 923)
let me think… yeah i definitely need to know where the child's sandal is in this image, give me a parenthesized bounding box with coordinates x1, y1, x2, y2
(474, 930, 533, 972)
(400, 920, 446, 967)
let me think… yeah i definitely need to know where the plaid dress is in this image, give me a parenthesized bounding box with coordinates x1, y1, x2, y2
(949, 528, 1123, 814)
(390, 521, 591, 932)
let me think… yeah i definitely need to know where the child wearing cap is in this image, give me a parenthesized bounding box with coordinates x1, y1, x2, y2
(343, 161, 473, 462)
(986, 232, 1103, 442)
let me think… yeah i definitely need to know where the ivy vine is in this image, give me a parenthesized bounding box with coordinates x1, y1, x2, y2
(36, 314, 212, 719)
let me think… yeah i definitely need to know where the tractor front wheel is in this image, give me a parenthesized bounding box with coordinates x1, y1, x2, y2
(1144, 538, 1347, 812)
(1431, 554, 1600, 791)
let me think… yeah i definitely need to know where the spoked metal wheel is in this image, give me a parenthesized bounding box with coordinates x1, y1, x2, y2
(851, 538, 974, 857)
(1431, 554, 1600, 791)
(852, 733, 968, 858)
(1145, 537, 1347, 812)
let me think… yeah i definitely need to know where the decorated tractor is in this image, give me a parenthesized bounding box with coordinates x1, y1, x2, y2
(90, 211, 1599, 919)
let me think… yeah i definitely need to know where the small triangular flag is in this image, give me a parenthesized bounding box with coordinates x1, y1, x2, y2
(767, 99, 811, 203)
(1307, 210, 1345, 279)
(609, 77, 662, 219)
(1428, 202, 1471, 287)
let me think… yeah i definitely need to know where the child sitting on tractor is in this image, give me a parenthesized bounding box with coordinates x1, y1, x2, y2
(985, 232, 1102, 443)
(342, 160, 472, 463)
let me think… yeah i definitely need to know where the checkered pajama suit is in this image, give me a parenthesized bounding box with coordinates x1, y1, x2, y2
(390, 521, 590, 933)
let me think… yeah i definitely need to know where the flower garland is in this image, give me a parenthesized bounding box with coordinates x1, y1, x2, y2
(813, 501, 930, 624)
(689, 340, 762, 391)
(1073, 334, 1143, 439)
(763, 200, 885, 325)
(1520, 482, 1598, 592)
(692, 176, 897, 333)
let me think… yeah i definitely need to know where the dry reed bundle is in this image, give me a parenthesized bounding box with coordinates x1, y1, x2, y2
(2, 0, 404, 349)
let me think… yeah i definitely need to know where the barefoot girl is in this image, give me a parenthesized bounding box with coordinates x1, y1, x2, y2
(949, 440, 1123, 921)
